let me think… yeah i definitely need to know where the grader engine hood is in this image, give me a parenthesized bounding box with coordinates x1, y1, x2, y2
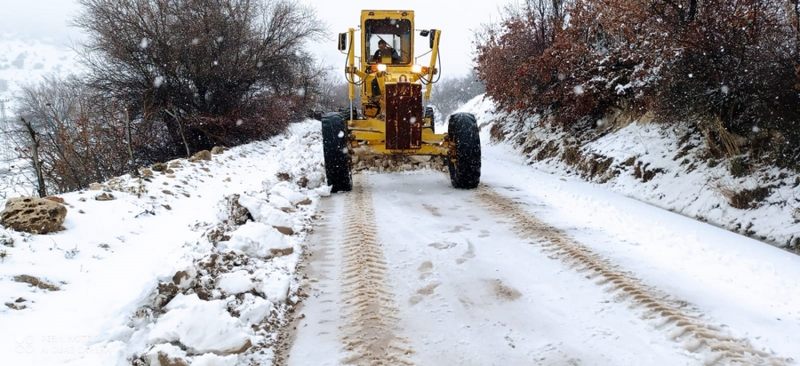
(385, 83, 422, 150)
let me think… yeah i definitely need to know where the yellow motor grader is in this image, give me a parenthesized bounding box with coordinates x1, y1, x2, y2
(321, 10, 481, 192)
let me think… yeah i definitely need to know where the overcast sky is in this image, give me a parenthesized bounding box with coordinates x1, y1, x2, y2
(0, 0, 508, 78)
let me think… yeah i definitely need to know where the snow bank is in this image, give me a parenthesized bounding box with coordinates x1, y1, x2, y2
(216, 270, 254, 295)
(461, 95, 800, 249)
(221, 221, 291, 258)
(0, 120, 327, 365)
(149, 293, 252, 354)
(238, 195, 294, 228)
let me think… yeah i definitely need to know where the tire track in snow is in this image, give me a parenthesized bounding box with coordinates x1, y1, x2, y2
(339, 175, 415, 365)
(275, 198, 339, 366)
(477, 187, 789, 366)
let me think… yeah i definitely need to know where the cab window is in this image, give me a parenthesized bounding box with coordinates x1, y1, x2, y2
(365, 19, 412, 64)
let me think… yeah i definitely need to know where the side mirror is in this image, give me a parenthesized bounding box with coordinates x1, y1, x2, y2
(419, 30, 430, 37)
(338, 33, 347, 51)
(429, 29, 436, 49)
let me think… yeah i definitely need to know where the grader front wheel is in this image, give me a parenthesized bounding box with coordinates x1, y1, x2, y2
(321, 113, 352, 192)
(447, 112, 481, 189)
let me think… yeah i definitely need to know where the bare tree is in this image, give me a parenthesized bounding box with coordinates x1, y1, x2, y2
(75, 0, 325, 153)
(11, 76, 142, 193)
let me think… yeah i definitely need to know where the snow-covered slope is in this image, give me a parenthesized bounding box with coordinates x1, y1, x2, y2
(0, 120, 328, 365)
(458, 95, 800, 250)
(0, 33, 81, 105)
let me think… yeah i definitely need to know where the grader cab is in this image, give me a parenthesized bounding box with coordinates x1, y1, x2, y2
(321, 10, 481, 192)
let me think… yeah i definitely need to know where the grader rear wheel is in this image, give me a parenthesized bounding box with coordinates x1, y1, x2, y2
(321, 113, 352, 192)
(447, 112, 481, 189)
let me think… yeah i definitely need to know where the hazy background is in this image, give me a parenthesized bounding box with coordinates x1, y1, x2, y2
(0, 0, 508, 77)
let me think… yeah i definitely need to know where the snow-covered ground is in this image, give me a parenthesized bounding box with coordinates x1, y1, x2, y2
(459, 95, 800, 249)
(289, 139, 799, 365)
(0, 121, 328, 365)
(2, 112, 799, 365)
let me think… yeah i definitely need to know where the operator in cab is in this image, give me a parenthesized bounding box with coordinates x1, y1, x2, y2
(372, 39, 400, 64)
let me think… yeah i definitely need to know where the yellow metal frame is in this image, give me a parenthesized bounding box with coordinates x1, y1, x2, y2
(349, 118, 451, 156)
(344, 10, 448, 157)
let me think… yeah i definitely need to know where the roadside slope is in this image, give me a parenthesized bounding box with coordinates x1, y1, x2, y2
(0, 120, 328, 365)
(459, 95, 800, 250)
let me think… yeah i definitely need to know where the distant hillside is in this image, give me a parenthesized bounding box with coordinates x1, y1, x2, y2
(0, 33, 82, 113)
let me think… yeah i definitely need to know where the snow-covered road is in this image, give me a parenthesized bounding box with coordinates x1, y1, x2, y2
(287, 145, 800, 365)
(2, 119, 798, 365)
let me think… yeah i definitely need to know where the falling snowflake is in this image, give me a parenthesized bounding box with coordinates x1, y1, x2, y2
(338, 131, 344, 138)
(573, 85, 585, 95)
(139, 38, 149, 49)
(191, 38, 200, 46)
(153, 76, 165, 88)
(236, 119, 243, 126)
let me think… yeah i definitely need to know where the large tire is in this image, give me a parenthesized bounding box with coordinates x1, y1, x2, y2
(321, 112, 352, 192)
(447, 113, 481, 189)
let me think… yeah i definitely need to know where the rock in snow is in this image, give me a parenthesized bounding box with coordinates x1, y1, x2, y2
(0, 197, 67, 234)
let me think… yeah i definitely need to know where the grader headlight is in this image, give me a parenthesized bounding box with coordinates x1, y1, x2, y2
(411, 64, 423, 74)
(377, 63, 387, 72)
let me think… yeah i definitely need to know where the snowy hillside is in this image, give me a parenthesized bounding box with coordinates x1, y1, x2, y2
(458, 95, 800, 250)
(0, 121, 329, 365)
(0, 33, 81, 106)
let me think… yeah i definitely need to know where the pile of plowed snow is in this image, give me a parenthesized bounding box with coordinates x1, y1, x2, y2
(0, 120, 328, 365)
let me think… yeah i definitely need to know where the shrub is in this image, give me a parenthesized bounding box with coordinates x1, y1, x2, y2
(476, 0, 800, 168)
(75, 0, 324, 154)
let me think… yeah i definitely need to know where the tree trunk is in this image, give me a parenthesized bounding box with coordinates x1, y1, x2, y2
(165, 109, 191, 157)
(125, 107, 138, 176)
(21, 118, 47, 198)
